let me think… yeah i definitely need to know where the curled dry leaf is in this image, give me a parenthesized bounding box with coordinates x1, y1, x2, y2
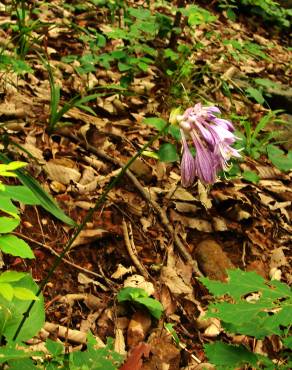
(161, 266, 193, 295)
(204, 319, 222, 337)
(112, 264, 135, 280)
(115, 328, 127, 356)
(127, 311, 152, 348)
(270, 247, 288, 268)
(120, 342, 151, 370)
(123, 274, 155, 296)
(71, 228, 108, 247)
(44, 159, 81, 185)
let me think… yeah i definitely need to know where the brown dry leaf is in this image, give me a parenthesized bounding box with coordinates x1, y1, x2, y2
(112, 264, 134, 279)
(44, 159, 81, 185)
(123, 275, 155, 296)
(174, 202, 198, 213)
(258, 180, 292, 201)
(160, 285, 176, 316)
(146, 336, 180, 370)
(204, 319, 222, 337)
(71, 228, 108, 247)
(129, 158, 152, 180)
(270, 247, 288, 268)
(197, 181, 212, 209)
(170, 210, 212, 232)
(166, 185, 196, 201)
(120, 342, 151, 370)
(127, 311, 152, 348)
(114, 328, 127, 356)
(161, 266, 193, 295)
(212, 216, 228, 231)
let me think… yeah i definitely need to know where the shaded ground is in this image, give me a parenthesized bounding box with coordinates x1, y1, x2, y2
(0, 0, 291, 368)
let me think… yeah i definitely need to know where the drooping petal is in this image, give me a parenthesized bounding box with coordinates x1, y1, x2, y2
(191, 132, 217, 184)
(213, 117, 235, 132)
(180, 130, 196, 187)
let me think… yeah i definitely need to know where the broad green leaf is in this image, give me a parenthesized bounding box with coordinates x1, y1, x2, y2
(242, 170, 260, 183)
(246, 87, 265, 104)
(207, 301, 269, 324)
(168, 125, 181, 141)
(117, 287, 163, 319)
(1, 185, 40, 205)
(205, 342, 258, 369)
(0, 283, 13, 301)
(0, 161, 27, 172)
(143, 117, 167, 131)
(0, 153, 76, 226)
(13, 287, 39, 301)
(0, 271, 26, 283)
(0, 193, 19, 217)
(157, 143, 179, 162)
(0, 274, 45, 342)
(0, 217, 20, 233)
(200, 269, 264, 301)
(0, 234, 34, 259)
(223, 315, 282, 339)
(267, 145, 292, 172)
(283, 336, 292, 349)
(0, 345, 40, 363)
(254, 78, 280, 89)
(46, 338, 64, 357)
(135, 297, 163, 319)
(117, 287, 148, 302)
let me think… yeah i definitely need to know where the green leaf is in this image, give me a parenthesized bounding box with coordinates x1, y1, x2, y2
(117, 287, 148, 302)
(0, 193, 19, 218)
(168, 125, 181, 141)
(135, 297, 164, 319)
(0, 161, 27, 172)
(199, 269, 264, 301)
(246, 87, 265, 104)
(0, 217, 20, 233)
(13, 287, 39, 301)
(0, 271, 26, 283)
(0, 344, 40, 363)
(254, 78, 279, 89)
(207, 301, 269, 325)
(157, 143, 179, 162)
(143, 117, 167, 131)
(205, 342, 258, 369)
(46, 338, 64, 357)
(0, 283, 14, 301)
(242, 170, 260, 183)
(0, 153, 76, 226)
(0, 274, 45, 342)
(0, 234, 34, 259)
(164, 323, 180, 345)
(117, 287, 164, 319)
(2, 185, 42, 205)
(267, 145, 292, 172)
(283, 336, 292, 349)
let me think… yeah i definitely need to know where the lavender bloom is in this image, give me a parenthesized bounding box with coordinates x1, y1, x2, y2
(180, 130, 196, 187)
(177, 103, 240, 186)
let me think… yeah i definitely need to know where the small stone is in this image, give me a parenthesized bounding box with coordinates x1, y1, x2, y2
(194, 239, 234, 281)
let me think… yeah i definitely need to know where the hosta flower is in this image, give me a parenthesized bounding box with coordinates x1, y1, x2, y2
(177, 103, 240, 187)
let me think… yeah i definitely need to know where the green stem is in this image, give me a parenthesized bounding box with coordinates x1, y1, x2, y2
(12, 123, 169, 341)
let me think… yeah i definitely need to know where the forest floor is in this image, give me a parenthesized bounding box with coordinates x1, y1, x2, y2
(0, 0, 291, 369)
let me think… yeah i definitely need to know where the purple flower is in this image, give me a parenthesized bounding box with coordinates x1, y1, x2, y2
(180, 130, 196, 187)
(177, 103, 240, 186)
